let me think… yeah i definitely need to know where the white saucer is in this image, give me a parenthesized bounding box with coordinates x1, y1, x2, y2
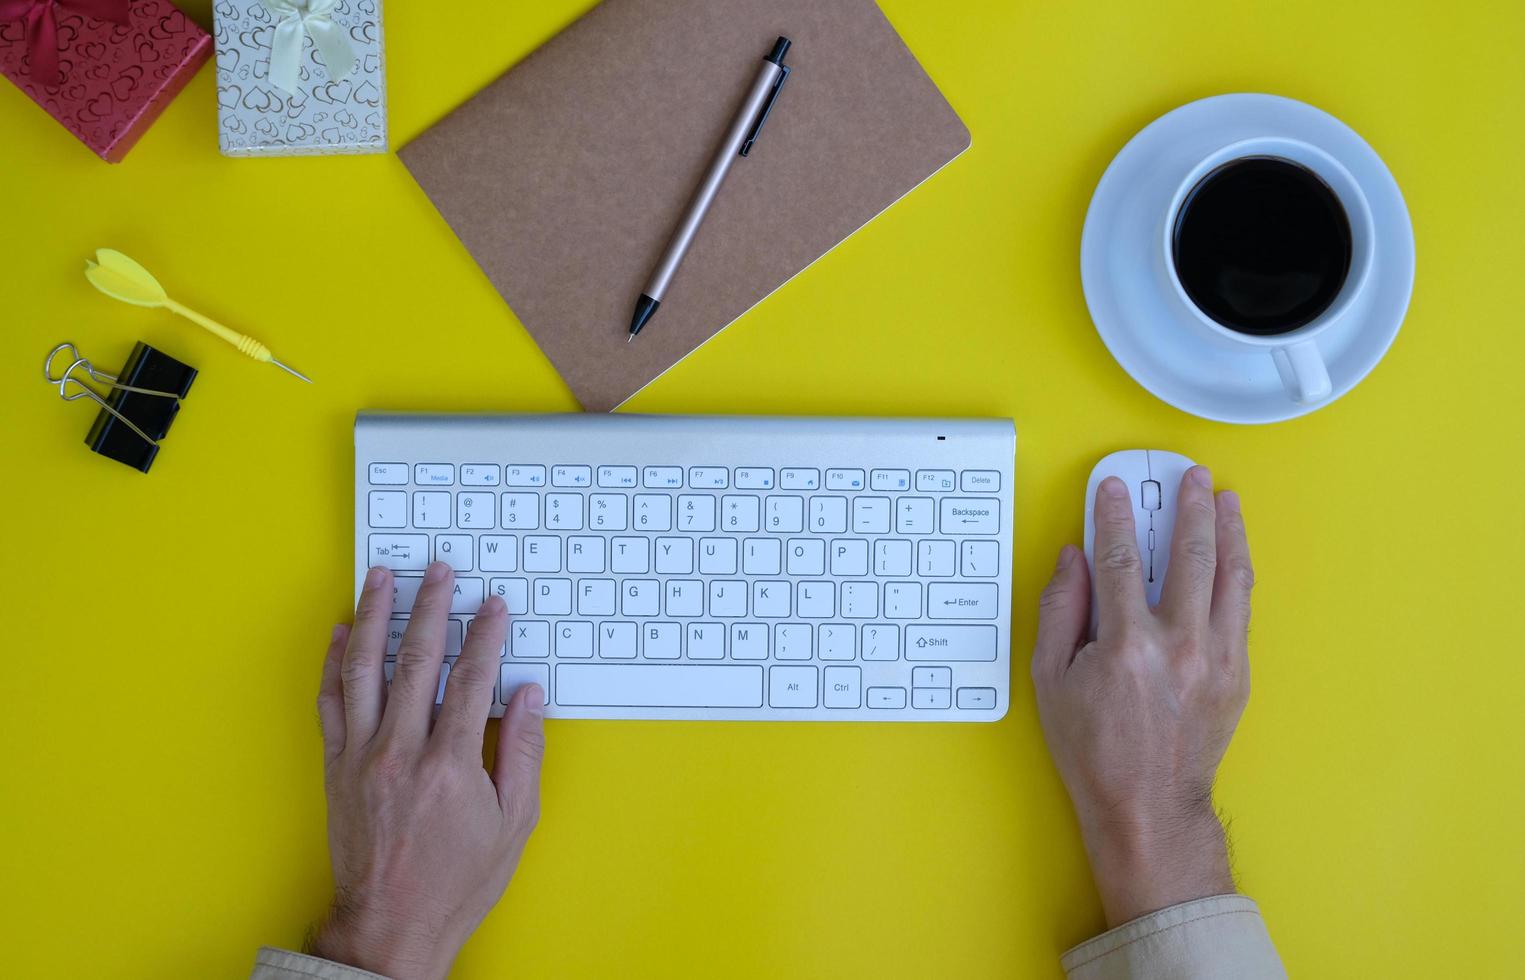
(1080, 94, 1415, 424)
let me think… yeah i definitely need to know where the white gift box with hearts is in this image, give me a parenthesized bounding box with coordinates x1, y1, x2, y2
(214, 0, 386, 156)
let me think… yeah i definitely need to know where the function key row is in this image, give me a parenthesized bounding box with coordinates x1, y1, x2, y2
(369, 462, 1000, 493)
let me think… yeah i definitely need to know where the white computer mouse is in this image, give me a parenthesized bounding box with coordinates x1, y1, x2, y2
(1083, 450, 1197, 635)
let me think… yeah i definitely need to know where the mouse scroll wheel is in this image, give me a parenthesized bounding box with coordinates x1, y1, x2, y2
(1141, 480, 1163, 512)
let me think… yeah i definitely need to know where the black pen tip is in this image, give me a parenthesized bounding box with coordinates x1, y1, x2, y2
(628, 294, 660, 339)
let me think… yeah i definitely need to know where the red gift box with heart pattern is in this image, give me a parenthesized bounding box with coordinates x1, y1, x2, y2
(0, 0, 211, 162)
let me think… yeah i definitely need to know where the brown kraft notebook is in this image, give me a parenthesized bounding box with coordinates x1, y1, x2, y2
(399, 0, 971, 412)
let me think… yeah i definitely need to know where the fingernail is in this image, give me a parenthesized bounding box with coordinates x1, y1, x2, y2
(364, 566, 386, 590)
(1191, 466, 1213, 489)
(524, 684, 545, 716)
(1099, 476, 1127, 498)
(1056, 545, 1076, 570)
(331, 623, 347, 643)
(481, 595, 506, 617)
(424, 561, 450, 583)
(1219, 489, 1241, 511)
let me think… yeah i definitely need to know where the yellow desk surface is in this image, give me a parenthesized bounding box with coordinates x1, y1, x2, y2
(3, 1, 1522, 976)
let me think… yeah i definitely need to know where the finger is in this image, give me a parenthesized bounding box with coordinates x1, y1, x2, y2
(1091, 476, 1148, 633)
(1210, 490, 1255, 650)
(1032, 545, 1091, 682)
(434, 596, 509, 757)
(318, 623, 350, 765)
(341, 566, 392, 746)
(1160, 466, 1218, 627)
(492, 683, 546, 834)
(382, 561, 455, 742)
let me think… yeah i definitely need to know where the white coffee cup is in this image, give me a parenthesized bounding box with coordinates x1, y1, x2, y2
(1157, 137, 1376, 404)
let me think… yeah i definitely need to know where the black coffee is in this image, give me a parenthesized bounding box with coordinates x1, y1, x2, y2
(1171, 156, 1352, 336)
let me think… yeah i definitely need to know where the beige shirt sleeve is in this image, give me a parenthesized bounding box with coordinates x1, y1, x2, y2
(250, 947, 392, 980)
(1061, 895, 1286, 980)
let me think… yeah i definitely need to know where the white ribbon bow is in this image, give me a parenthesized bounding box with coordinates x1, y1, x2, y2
(261, 0, 356, 96)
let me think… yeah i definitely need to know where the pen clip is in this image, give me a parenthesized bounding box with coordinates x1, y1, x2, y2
(739, 64, 790, 158)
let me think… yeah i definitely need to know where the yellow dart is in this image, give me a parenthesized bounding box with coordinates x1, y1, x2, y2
(83, 248, 312, 383)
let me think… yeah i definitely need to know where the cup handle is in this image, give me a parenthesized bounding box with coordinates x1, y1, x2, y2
(1271, 341, 1332, 404)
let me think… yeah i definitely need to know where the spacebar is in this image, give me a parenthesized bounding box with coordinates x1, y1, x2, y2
(556, 664, 765, 708)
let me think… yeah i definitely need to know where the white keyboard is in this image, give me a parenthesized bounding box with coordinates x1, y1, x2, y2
(355, 414, 1016, 721)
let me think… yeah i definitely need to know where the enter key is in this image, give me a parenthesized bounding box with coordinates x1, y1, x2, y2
(927, 583, 999, 620)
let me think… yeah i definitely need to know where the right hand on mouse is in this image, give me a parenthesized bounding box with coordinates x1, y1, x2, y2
(310, 563, 546, 980)
(1031, 466, 1255, 928)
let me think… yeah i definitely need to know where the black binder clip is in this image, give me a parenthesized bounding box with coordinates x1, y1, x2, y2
(44, 342, 198, 473)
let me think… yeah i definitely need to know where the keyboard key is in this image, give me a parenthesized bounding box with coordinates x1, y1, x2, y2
(385, 619, 464, 656)
(556, 622, 594, 659)
(826, 468, 865, 491)
(461, 464, 501, 487)
(505, 465, 547, 487)
(797, 581, 834, 618)
(819, 624, 855, 661)
(824, 666, 862, 707)
(957, 687, 998, 710)
(643, 622, 681, 660)
(840, 581, 879, 619)
(698, 538, 737, 574)
(764, 496, 804, 532)
(687, 623, 724, 660)
(940, 498, 1001, 535)
(906, 625, 998, 661)
(912, 688, 952, 709)
(500, 664, 550, 704)
(642, 466, 683, 488)
(598, 622, 637, 659)
(730, 622, 766, 659)
(654, 537, 693, 574)
(611, 536, 649, 573)
(852, 497, 891, 534)
(742, 538, 781, 575)
(867, 686, 907, 709)
(912, 666, 952, 689)
(633, 494, 672, 531)
(588, 494, 627, 530)
(830, 539, 869, 576)
(664, 580, 703, 617)
(752, 580, 790, 618)
(557, 664, 763, 707)
(870, 469, 911, 492)
(413, 491, 451, 529)
(457, 491, 494, 529)
(687, 466, 729, 489)
(391, 576, 423, 614)
(544, 493, 584, 530)
(479, 535, 517, 572)
(622, 579, 659, 617)
(735, 467, 775, 489)
(500, 492, 539, 529)
(415, 463, 454, 486)
(960, 470, 1001, 493)
(928, 582, 999, 620)
(566, 536, 605, 573)
(523, 536, 561, 573)
(511, 621, 550, 659)
(916, 469, 956, 492)
(369, 533, 428, 571)
(434, 534, 473, 571)
(874, 540, 913, 576)
(961, 540, 1000, 577)
(597, 465, 638, 489)
(809, 496, 847, 533)
(676, 495, 716, 531)
(490, 578, 529, 615)
(781, 467, 820, 490)
(368, 491, 406, 528)
(578, 579, 615, 616)
(552, 465, 592, 487)
(451, 577, 485, 614)
(786, 538, 825, 576)
(775, 624, 811, 660)
(369, 462, 407, 485)
(710, 581, 747, 618)
(769, 666, 818, 707)
(861, 624, 899, 661)
(896, 497, 934, 535)
(435, 662, 451, 704)
(721, 495, 761, 533)
(918, 540, 956, 576)
(534, 579, 572, 616)
(884, 582, 923, 619)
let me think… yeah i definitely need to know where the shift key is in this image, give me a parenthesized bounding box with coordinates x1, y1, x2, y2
(906, 625, 998, 661)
